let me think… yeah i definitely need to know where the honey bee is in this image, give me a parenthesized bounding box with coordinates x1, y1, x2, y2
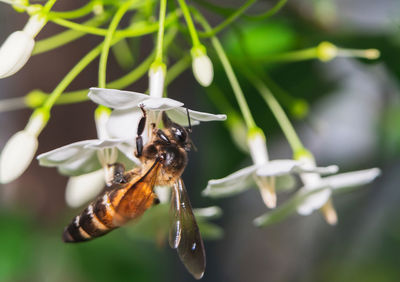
(62, 109, 206, 279)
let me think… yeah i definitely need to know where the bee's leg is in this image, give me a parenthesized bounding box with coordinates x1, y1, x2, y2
(106, 163, 128, 185)
(135, 105, 147, 158)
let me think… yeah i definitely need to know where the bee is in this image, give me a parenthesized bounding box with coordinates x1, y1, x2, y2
(62, 109, 206, 279)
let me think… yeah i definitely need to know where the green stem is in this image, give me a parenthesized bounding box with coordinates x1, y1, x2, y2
(48, 11, 179, 38)
(177, 0, 201, 47)
(29, 27, 179, 108)
(258, 48, 318, 63)
(194, 0, 287, 21)
(33, 14, 111, 55)
(199, 0, 257, 37)
(249, 0, 287, 20)
(99, 0, 136, 88)
(193, 9, 256, 130)
(42, 53, 154, 105)
(47, 2, 95, 19)
(155, 0, 167, 62)
(43, 0, 58, 13)
(42, 38, 122, 111)
(245, 71, 305, 154)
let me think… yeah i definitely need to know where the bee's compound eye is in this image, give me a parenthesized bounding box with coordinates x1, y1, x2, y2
(173, 127, 187, 143)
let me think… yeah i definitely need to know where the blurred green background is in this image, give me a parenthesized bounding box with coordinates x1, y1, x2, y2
(1, 0, 400, 281)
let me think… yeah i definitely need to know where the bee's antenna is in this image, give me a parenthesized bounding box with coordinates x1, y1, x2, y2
(186, 108, 192, 133)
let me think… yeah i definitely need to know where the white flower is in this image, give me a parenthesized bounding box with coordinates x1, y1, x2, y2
(191, 46, 213, 87)
(38, 90, 225, 207)
(88, 87, 227, 142)
(253, 167, 381, 227)
(296, 154, 381, 224)
(37, 107, 133, 207)
(203, 130, 338, 208)
(0, 111, 47, 183)
(37, 139, 125, 175)
(0, 14, 46, 78)
(296, 155, 338, 223)
(149, 63, 166, 98)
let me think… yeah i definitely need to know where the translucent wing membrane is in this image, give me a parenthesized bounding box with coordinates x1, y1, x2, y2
(169, 178, 206, 280)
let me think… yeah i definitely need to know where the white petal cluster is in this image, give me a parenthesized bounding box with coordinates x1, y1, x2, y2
(37, 139, 126, 176)
(37, 109, 129, 207)
(203, 160, 337, 199)
(37, 88, 226, 207)
(88, 88, 226, 143)
(296, 154, 381, 224)
(204, 130, 338, 209)
(254, 167, 381, 227)
(0, 15, 46, 78)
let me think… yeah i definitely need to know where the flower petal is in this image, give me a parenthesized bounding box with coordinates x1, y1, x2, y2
(88, 88, 150, 109)
(193, 206, 223, 220)
(255, 160, 302, 177)
(0, 130, 38, 183)
(141, 97, 183, 111)
(167, 107, 226, 127)
(37, 140, 101, 176)
(276, 174, 297, 192)
(202, 165, 258, 198)
(65, 169, 105, 208)
(253, 186, 328, 227)
(295, 164, 339, 175)
(297, 189, 331, 215)
(322, 168, 381, 190)
(84, 139, 125, 149)
(256, 160, 339, 177)
(106, 108, 142, 141)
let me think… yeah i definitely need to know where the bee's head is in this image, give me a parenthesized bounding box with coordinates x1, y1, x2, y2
(162, 112, 192, 151)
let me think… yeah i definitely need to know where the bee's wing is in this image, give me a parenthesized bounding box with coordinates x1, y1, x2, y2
(113, 160, 160, 225)
(169, 178, 206, 280)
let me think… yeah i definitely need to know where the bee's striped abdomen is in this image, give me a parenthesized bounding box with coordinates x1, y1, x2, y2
(63, 192, 121, 243)
(62, 161, 159, 243)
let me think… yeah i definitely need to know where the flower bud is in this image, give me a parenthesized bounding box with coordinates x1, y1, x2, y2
(191, 45, 213, 87)
(0, 111, 47, 183)
(0, 15, 45, 78)
(149, 62, 166, 98)
(0, 31, 34, 78)
(0, 130, 37, 183)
